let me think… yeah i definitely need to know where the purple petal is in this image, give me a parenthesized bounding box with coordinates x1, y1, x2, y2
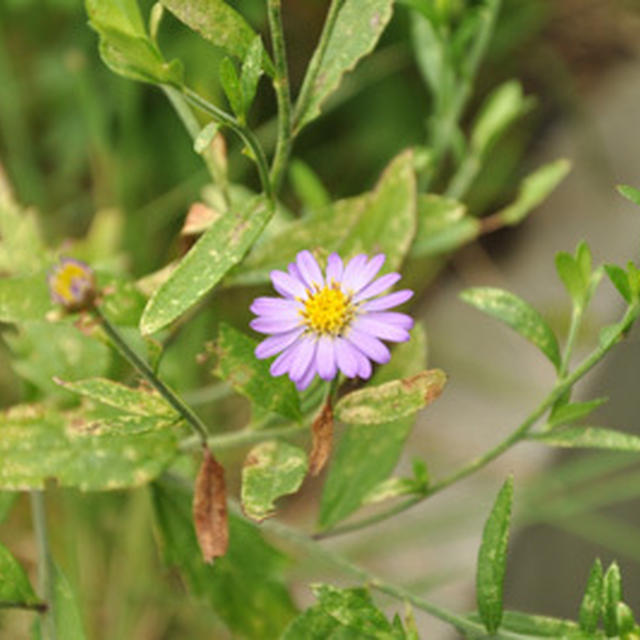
(289, 337, 317, 382)
(250, 316, 302, 335)
(250, 296, 302, 318)
(270, 340, 302, 376)
(353, 272, 402, 302)
(346, 328, 391, 364)
(365, 312, 414, 330)
(341, 254, 368, 293)
(326, 253, 343, 284)
(352, 347, 372, 379)
(295, 362, 317, 390)
(361, 289, 413, 312)
(270, 269, 307, 300)
(334, 338, 359, 378)
(255, 328, 304, 359)
(349, 254, 386, 293)
(296, 250, 324, 290)
(316, 336, 337, 380)
(352, 316, 411, 342)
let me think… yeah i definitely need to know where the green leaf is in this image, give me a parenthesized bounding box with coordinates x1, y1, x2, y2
(605, 264, 633, 303)
(318, 325, 426, 529)
(214, 324, 301, 421)
(231, 151, 416, 285)
(0, 273, 53, 324)
(460, 287, 561, 369)
(0, 404, 179, 490)
(193, 122, 220, 154)
(548, 398, 608, 428)
(556, 252, 585, 305)
(530, 426, 640, 452)
(496, 159, 571, 227)
(410, 194, 479, 257)
(0, 541, 39, 607)
(288, 159, 331, 215)
(152, 479, 296, 639)
(50, 564, 87, 640)
(160, 0, 260, 62)
(471, 80, 532, 156)
(616, 602, 636, 635)
(579, 558, 604, 633)
(55, 377, 173, 417)
(219, 57, 244, 118)
(241, 35, 264, 115)
(474, 610, 581, 637)
(140, 195, 272, 334)
(476, 476, 513, 634)
(296, 0, 394, 131)
(362, 476, 423, 505)
(335, 369, 446, 425)
(241, 441, 308, 521)
(603, 562, 622, 636)
(617, 184, 640, 207)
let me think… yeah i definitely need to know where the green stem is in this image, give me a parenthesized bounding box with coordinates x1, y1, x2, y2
(30, 491, 56, 639)
(293, 0, 345, 134)
(266, 0, 293, 191)
(94, 308, 209, 445)
(179, 86, 273, 200)
(316, 304, 639, 539)
(445, 151, 481, 199)
(259, 514, 532, 639)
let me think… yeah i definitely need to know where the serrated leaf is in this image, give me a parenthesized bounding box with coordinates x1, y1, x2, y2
(219, 57, 243, 117)
(579, 558, 603, 633)
(410, 194, 479, 257)
(335, 369, 446, 425)
(152, 479, 296, 639)
(460, 287, 561, 369)
(548, 398, 607, 428)
(605, 264, 633, 303)
(242, 441, 308, 521)
(241, 35, 264, 114)
(318, 325, 426, 529)
(0, 541, 39, 607)
(231, 151, 416, 285)
(295, 0, 394, 131)
(160, 0, 259, 62)
(603, 562, 622, 636)
(0, 405, 179, 491)
(530, 426, 640, 452)
(214, 324, 301, 421)
(497, 159, 571, 227)
(617, 184, 640, 207)
(140, 196, 272, 334)
(56, 377, 173, 417)
(476, 476, 513, 634)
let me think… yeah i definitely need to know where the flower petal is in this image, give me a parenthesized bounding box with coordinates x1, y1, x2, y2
(352, 347, 372, 379)
(346, 328, 391, 364)
(334, 338, 359, 378)
(295, 361, 317, 390)
(270, 269, 307, 300)
(296, 250, 324, 290)
(250, 296, 302, 317)
(316, 336, 337, 381)
(361, 289, 413, 312)
(270, 340, 302, 376)
(326, 253, 343, 285)
(341, 254, 368, 293)
(255, 328, 304, 359)
(352, 316, 411, 342)
(250, 316, 302, 335)
(350, 253, 386, 293)
(289, 337, 317, 382)
(365, 311, 414, 330)
(353, 272, 402, 302)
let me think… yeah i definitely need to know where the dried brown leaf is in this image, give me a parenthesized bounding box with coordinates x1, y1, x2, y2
(181, 202, 222, 236)
(309, 398, 334, 476)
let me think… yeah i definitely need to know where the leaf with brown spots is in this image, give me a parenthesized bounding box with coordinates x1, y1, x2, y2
(309, 398, 334, 476)
(193, 446, 228, 564)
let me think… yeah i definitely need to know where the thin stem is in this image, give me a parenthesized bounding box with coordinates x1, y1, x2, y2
(316, 304, 639, 539)
(180, 86, 273, 200)
(293, 0, 344, 134)
(94, 308, 209, 445)
(0, 601, 47, 612)
(30, 491, 56, 639)
(266, 0, 293, 191)
(559, 304, 583, 379)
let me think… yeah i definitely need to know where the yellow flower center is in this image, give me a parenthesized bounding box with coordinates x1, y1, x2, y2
(302, 285, 353, 335)
(53, 262, 90, 303)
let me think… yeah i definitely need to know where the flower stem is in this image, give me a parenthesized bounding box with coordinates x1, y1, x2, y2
(94, 308, 209, 445)
(266, 0, 293, 191)
(316, 304, 640, 539)
(30, 491, 56, 639)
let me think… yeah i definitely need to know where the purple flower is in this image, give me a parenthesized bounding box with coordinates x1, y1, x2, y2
(47, 257, 96, 311)
(250, 251, 414, 390)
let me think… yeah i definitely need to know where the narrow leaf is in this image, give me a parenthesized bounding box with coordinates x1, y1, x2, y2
(617, 184, 640, 207)
(548, 398, 608, 429)
(335, 369, 446, 425)
(530, 426, 640, 452)
(0, 542, 39, 607)
(309, 398, 334, 476)
(362, 476, 422, 505)
(556, 252, 586, 305)
(476, 476, 514, 634)
(603, 562, 622, 636)
(241, 36, 264, 114)
(579, 558, 603, 633)
(193, 447, 228, 563)
(296, 0, 394, 130)
(213, 324, 301, 421)
(605, 264, 632, 303)
(475, 610, 581, 637)
(460, 287, 561, 369)
(241, 441, 308, 521)
(219, 57, 243, 117)
(140, 196, 272, 334)
(288, 159, 331, 214)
